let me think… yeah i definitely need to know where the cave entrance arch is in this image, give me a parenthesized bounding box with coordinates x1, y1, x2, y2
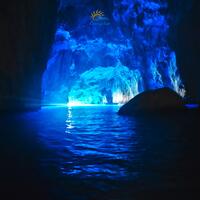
(42, 1, 184, 106)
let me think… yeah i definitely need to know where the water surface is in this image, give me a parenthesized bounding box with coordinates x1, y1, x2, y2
(1, 106, 200, 199)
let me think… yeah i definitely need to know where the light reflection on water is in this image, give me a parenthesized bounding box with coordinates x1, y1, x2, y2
(19, 105, 199, 199)
(27, 106, 176, 180)
(57, 105, 140, 180)
(31, 105, 146, 181)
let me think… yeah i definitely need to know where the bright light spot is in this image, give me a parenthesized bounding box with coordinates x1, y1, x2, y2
(102, 96, 108, 104)
(67, 101, 120, 107)
(66, 101, 99, 107)
(41, 104, 67, 109)
(67, 101, 84, 107)
(185, 104, 199, 109)
(112, 91, 133, 104)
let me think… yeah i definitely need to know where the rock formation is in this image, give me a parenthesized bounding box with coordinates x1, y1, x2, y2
(118, 87, 185, 115)
(42, 0, 185, 105)
(0, 0, 57, 111)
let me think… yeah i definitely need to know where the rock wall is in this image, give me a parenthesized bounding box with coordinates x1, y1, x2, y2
(168, 0, 200, 101)
(0, 0, 199, 110)
(42, 0, 185, 105)
(0, 0, 57, 111)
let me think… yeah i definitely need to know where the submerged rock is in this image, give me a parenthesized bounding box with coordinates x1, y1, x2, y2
(118, 88, 185, 115)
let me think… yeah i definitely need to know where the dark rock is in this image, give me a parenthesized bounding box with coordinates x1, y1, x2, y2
(169, 0, 200, 100)
(0, 0, 57, 111)
(118, 88, 185, 115)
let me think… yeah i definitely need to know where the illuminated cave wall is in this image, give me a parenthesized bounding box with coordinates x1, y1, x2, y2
(42, 0, 185, 105)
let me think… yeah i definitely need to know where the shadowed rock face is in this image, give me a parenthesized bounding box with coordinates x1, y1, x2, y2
(0, 0, 57, 111)
(168, 0, 200, 101)
(118, 88, 185, 115)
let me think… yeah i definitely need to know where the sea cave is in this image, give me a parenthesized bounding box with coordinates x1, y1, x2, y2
(42, 0, 185, 105)
(0, 0, 200, 200)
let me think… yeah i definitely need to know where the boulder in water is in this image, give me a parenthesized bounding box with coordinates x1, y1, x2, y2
(118, 88, 185, 115)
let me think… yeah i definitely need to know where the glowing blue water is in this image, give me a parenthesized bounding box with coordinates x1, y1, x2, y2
(2, 106, 200, 199)
(23, 106, 187, 182)
(37, 105, 138, 180)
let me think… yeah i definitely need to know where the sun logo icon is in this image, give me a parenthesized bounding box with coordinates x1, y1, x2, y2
(91, 10, 104, 20)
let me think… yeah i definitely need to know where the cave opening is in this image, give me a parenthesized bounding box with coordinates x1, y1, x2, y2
(42, 0, 185, 106)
